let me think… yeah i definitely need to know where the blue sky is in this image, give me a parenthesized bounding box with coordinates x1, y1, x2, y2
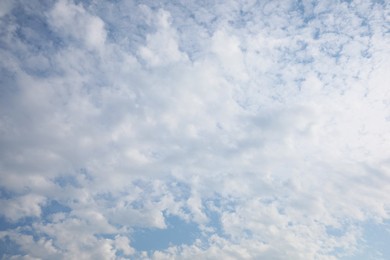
(0, 0, 389, 259)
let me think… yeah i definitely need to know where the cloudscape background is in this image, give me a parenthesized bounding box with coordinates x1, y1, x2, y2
(0, 0, 389, 259)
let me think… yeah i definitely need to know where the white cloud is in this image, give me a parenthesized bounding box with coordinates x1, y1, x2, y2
(48, 0, 107, 50)
(0, 195, 46, 222)
(138, 9, 188, 66)
(210, 30, 248, 81)
(0, 0, 389, 259)
(114, 235, 135, 256)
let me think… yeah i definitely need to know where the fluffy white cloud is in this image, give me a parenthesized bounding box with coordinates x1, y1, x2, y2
(48, 0, 107, 50)
(0, 0, 389, 259)
(0, 195, 46, 222)
(138, 9, 188, 66)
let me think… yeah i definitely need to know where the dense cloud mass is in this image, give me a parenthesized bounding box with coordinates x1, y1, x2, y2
(0, 0, 390, 259)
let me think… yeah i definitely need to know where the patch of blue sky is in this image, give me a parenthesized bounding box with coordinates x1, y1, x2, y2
(312, 27, 322, 39)
(0, 216, 32, 231)
(0, 67, 18, 98)
(54, 175, 80, 188)
(131, 214, 201, 252)
(7, 3, 63, 52)
(278, 43, 314, 65)
(0, 235, 21, 259)
(0, 188, 16, 200)
(228, 9, 253, 30)
(41, 200, 71, 217)
(321, 45, 343, 60)
(293, 0, 316, 24)
(130, 196, 228, 253)
(326, 224, 349, 237)
(342, 220, 390, 260)
(54, 168, 92, 188)
(204, 206, 224, 237)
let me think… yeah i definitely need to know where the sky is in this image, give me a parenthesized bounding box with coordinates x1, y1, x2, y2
(0, 0, 389, 259)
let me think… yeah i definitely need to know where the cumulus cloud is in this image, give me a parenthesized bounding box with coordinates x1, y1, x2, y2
(48, 0, 107, 50)
(0, 0, 389, 259)
(138, 9, 188, 66)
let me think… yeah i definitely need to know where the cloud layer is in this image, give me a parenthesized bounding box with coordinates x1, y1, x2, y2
(0, 0, 389, 259)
